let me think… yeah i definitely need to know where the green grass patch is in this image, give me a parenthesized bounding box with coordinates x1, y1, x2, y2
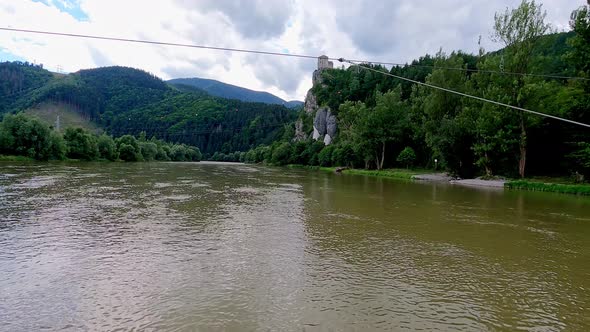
(286, 164, 336, 172)
(24, 101, 102, 134)
(287, 165, 432, 179)
(343, 168, 419, 180)
(523, 176, 581, 185)
(506, 180, 590, 196)
(0, 155, 36, 162)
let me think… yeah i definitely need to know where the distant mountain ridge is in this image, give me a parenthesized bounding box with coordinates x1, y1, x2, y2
(168, 77, 303, 108)
(0, 63, 298, 155)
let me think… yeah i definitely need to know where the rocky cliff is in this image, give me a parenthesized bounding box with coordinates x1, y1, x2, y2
(299, 67, 337, 145)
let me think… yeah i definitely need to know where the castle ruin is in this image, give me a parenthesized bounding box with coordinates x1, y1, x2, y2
(317, 55, 333, 70)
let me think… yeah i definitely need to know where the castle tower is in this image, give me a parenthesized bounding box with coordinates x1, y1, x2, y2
(318, 55, 333, 70)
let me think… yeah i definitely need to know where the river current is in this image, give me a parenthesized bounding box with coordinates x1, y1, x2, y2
(1, 162, 589, 331)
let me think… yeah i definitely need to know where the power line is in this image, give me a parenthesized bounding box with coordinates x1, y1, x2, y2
(351, 59, 590, 81)
(0, 27, 318, 61)
(2, 28, 588, 128)
(1, 27, 588, 81)
(342, 59, 590, 129)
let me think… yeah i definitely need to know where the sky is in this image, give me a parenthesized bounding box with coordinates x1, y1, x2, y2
(0, 0, 585, 101)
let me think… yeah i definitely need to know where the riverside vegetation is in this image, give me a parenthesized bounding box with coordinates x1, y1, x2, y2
(1, 1, 590, 194)
(244, 2, 590, 187)
(0, 113, 202, 162)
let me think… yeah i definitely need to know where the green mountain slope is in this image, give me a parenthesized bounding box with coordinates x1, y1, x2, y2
(0, 64, 296, 155)
(168, 77, 303, 108)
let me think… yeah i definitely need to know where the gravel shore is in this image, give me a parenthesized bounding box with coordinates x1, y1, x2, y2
(412, 173, 506, 189)
(450, 179, 506, 188)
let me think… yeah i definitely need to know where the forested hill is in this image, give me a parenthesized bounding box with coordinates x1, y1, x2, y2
(0, 63, 297, 156)
(168, 77, 303, 108)
(246, 25, 590, 180)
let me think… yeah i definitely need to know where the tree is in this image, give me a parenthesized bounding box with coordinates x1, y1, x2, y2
(414, 52, 475, 177)
(567, 142, 590, 180)
(155, 145, 170, 161)
(492, 0, 552, 178)
(318, 145, 335, 167)
(271, 142, 292, 165)
(97, 134, 118, 161)
(342, 87, 409, 170)
(568, 3, 590, 84)
(118, 143, 139, 162)
(0, 113, 55, 160)
(567, 4, 590, 178)
(47, 131, 67, 160)
(115, 135, 141, 161)
(140, 141, 158, 161)
(397, 147, 416, 169)
(170, 144, 188, 161)
(187, 146, 202, 161)
(63, 127, 99, 161)
(331, 144, 355, 167)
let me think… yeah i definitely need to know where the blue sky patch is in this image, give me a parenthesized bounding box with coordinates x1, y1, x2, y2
(32, 0, 88, 21)
(0, 48, 26, 62)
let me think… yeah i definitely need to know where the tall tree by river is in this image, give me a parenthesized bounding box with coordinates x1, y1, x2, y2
(492, 0, 553, 178)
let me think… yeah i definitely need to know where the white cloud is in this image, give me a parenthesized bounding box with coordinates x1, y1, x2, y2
(0, 0, 584, 101)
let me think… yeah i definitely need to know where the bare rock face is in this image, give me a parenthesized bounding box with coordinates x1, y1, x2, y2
(326, 111, 337, 138)
(297, 57, 340, 145)
(311, 108, 338, 145)
(313, 108, 328, 136)
(293, 119, 307, 142)
(312, 69, 324, 86)
(313, 126, 321, 140)
(304, 90, 318, 115)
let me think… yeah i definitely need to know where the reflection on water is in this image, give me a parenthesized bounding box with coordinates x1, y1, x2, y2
(1, 161, 589, 331)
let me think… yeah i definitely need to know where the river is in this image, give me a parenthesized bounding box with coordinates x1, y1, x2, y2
(0, 161, 589, 331)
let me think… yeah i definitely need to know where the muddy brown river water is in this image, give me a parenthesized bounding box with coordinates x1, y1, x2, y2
(1, 161, 589, 331)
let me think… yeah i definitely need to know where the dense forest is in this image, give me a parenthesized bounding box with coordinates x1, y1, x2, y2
(244, 1, 590, 181)
(0, 64, 297, 157)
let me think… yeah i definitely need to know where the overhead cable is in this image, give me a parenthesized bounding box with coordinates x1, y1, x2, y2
(1, 27, 588, 81)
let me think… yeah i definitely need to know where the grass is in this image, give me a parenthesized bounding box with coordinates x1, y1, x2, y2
(344, 168, 431, 180)
(287, 165, 430, 180)
(0, 155, 36, 162)
(505, 180, 590, 196)
(24, 101, 102, 134)
(0, 155, 117, 163)
(286, 164, 335, 172)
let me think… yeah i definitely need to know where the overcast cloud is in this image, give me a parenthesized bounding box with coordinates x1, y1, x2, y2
(0, 0, 584, 101)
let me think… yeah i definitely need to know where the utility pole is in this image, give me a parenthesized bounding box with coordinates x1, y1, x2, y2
(55, 115, 61, 131)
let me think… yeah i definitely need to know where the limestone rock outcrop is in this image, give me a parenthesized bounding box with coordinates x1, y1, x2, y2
(312, 69, 324, 86)
(304, 90, 318, 115)
(293, 119, 307, 142)
(301, 55, 338, 145)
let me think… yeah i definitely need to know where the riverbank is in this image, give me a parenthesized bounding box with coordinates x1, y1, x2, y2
(288, 165, 590, 196)
(506, 180, 590, 195)
(0, 155, 36, 162)
(287, 165, 431, 180)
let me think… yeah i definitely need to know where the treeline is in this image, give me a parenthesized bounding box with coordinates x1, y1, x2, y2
(0, 113, 202, 162)
(247, 1, 590, 181)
